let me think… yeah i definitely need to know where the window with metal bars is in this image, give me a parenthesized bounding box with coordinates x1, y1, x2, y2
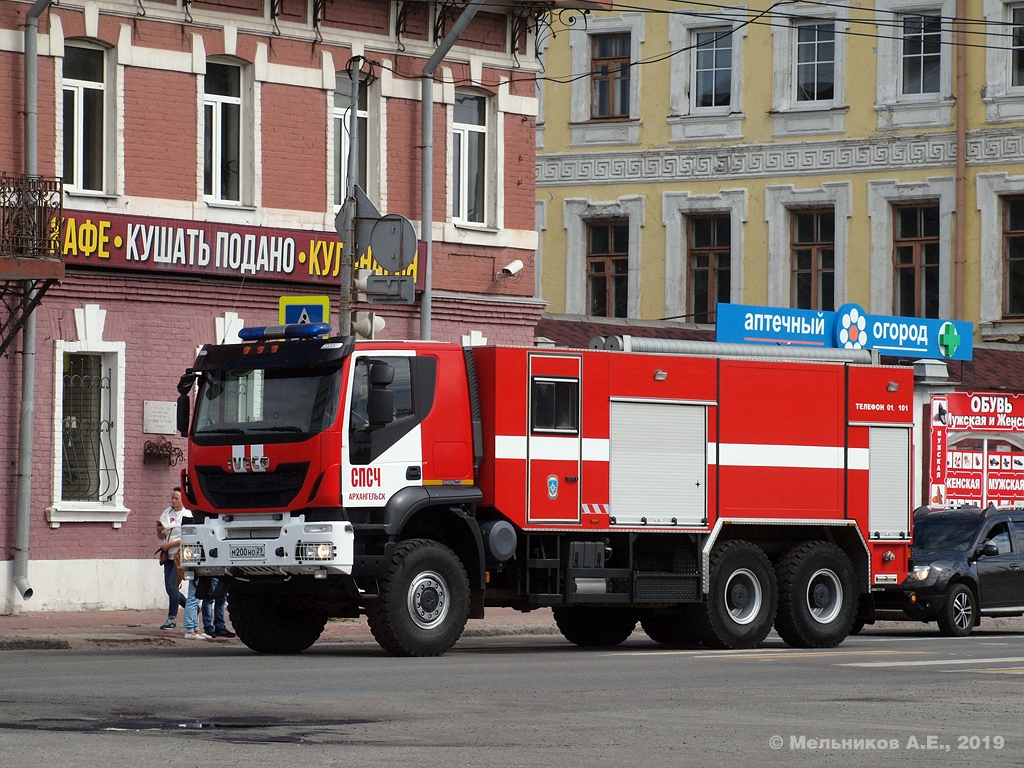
(61, 353, 118, 502)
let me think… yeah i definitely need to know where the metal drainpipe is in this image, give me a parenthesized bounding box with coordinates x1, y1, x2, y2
(420, 0, 484, 340)
(954, 0, 966, 321)
(13, 0, 54, 601)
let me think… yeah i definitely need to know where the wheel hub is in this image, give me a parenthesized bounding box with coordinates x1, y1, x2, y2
(805, 568, 843, 625)
(724, 568, 762, 626)
(408, 570, 450, 630)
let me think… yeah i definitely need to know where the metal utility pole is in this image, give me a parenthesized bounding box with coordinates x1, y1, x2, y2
(338, 59, 362, 337)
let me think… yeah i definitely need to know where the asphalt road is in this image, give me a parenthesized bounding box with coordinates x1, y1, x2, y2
(1, 624, 1022, 768)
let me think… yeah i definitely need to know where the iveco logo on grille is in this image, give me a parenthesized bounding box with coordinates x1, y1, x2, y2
(229, 445, 270, 473)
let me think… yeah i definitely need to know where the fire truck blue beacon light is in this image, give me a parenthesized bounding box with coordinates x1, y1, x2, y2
(238, 323, 332, 341)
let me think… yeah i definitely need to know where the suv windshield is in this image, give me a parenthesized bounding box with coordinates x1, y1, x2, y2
(913, 515, 983, 552)
(193, 365, 341, 437)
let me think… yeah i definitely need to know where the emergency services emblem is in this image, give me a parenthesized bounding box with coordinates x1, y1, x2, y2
(547, 474, 559, 500)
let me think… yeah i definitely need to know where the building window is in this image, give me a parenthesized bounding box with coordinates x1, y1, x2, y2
(334, 75, 368, 207)
(591, 34, 631, 119)
(1004, 197, 1024, 315)
(1014, 7, 1024, 87)
(61, 353, 117, 502)
(689, 215, 731, 324)
(587, 221, 629, 317)
(893, 203, 940, 318)
(452, 91, 488, 225)
(62, 45, 106, 193)
(204, 62, 242, 203)
(901, 15, 942, 94)
(792, 209, 835, 310)
(693, 30, 732, 108)
(795, 22, 835, 101)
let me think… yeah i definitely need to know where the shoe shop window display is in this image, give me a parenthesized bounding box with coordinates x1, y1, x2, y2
(156, 487, 190, 632)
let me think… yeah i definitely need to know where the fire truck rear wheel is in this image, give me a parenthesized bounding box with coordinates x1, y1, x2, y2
(640, 606, 702, 647)
(697, 541, 778, 650)
(552, 606, 638, 647)
(367, 538, 470, 657)
(229, 591, 327, 654)
(774, 541, 857, 648)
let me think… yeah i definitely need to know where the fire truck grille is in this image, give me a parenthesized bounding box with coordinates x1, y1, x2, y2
(634, 573, 700, 602)
(194, 463, 310, 510)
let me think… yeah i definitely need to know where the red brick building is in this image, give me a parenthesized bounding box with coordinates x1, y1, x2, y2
(0, 0, 574, 612)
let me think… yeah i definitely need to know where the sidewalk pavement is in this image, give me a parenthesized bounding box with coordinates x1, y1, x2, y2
(0, 606, 561, 652)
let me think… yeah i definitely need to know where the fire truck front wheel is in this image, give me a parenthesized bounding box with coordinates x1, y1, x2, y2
(367, 538, 470, 657)
(552, 606, 638, 647)
(697, 541, 778, 650)
(229, 591, 328, 654)
(774, 541, 857, 648)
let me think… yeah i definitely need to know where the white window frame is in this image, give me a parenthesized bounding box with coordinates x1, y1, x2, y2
(875, 0, 955, 128)
(983, 0, 1024, 122)
(765, 182, 851, 309)
(332, 74, 378, 210)
(564, 196, 644, 317)
(569, 13, 644, 146)
(59, 40, 116, 195)
(770, 2, 847, 135)
(450, 90, 492, 227)
(977, 172, 1024, 337)
(667, 8, 746, 141)
(202, 59, 252, 206)
(867, 177, 955, 318)
(662, 190, 747, 321)
(46, 304, 129, 528)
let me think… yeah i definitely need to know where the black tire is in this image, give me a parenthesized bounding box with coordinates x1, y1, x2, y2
(936, 583, 976, 637)
(640, 606, 703, 647)
(775, 541, 857, 648)
(553, 607, 638, 647)
(697, 541, 777, 650)
(366, 539, 470, 657)
(229, 591, 327, 654)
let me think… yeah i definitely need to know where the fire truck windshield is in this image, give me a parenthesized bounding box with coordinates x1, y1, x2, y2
(192, 365, 341, 439)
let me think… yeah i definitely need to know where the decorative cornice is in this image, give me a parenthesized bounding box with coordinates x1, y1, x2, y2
(536, 128, 1024, 187)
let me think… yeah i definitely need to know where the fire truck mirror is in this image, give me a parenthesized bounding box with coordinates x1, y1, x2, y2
(369, 362, 395, 386)
(367, 388, 395, 426)
(176, 394, 191, 437)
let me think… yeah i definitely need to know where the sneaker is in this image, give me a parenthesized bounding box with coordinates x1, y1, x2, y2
(160, 620, 176, 630)
(213, 629, 236, 638)
(184, 631, 211, 640)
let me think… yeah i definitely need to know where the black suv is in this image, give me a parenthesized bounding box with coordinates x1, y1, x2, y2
(872, 505, 1024, 636)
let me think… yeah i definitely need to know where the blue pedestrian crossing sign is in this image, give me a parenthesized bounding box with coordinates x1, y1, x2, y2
(279, 295, 331, 326)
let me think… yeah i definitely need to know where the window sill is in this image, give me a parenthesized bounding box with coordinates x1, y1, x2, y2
(770, 105, 847, 136)
(569, 120, 640, 147)
(668, 112, 744, 141)
(979, 320, 1024, 342)
(46, 503, 131, 529)
(453, 223, 500, 234)
(983, 93, 1024, 123)
(204, 200, 257, 212)
(875, 99, 953, 129)
(65, 190, 119, 201)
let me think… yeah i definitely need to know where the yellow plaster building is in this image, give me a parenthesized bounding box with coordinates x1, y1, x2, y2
(535, 1, 1024, 342)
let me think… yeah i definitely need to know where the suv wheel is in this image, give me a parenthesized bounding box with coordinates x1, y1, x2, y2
(936, 583, 976, 637)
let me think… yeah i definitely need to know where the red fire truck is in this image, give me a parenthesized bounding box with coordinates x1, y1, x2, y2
(176, 324, 914, 656)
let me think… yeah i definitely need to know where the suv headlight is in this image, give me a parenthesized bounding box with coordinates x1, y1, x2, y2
(910, 565, 932, 581)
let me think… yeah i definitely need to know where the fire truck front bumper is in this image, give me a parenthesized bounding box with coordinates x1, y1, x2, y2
(178, 514, 355, 577)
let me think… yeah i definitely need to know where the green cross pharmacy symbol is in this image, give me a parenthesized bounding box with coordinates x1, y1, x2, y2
(938, 322, 961, 358)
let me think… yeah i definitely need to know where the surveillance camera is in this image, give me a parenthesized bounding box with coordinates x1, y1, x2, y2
(500, 259, 524, 277)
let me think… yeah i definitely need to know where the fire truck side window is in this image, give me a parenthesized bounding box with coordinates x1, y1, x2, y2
(530, 377, 579, 434)
(349, 355, 436, 464)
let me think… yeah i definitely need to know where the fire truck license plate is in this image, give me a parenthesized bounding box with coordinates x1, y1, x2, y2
(229, 544, 265, 560)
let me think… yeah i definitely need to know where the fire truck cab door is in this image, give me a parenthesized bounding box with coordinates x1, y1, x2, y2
(527, 354, 582, 524)
(342, 351, 424, 507)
